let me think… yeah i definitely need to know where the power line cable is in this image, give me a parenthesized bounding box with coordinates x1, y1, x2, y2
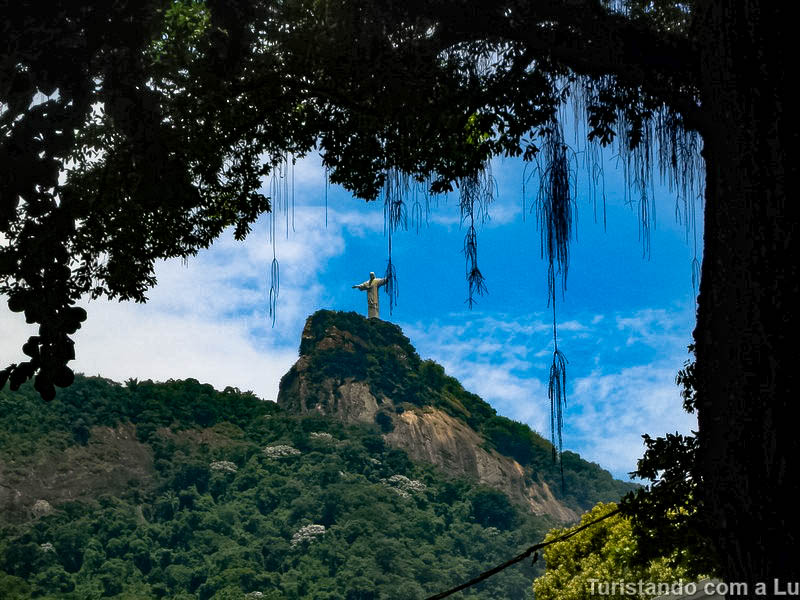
(426, 476, 689, 599)
(424, 506, 622, 600)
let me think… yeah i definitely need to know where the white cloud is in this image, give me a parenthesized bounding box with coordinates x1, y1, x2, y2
(485, 197, 523, 226)
(404, 314, 557, 434)
(407, 189, 522, 231)
(616, 307, 688, 348)
(71, 299, 297, 400)
(1, 205, 384, 401)
(569, 362, 696, 478)
(402, 307, 696, 480)
(0, 306, 39, 365)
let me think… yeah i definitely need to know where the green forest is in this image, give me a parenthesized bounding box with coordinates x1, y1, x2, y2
(1, 366, 633, 599)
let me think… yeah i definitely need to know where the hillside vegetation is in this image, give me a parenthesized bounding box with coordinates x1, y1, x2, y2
(1, 376, 554, 599)
(0, 312, 635, 598)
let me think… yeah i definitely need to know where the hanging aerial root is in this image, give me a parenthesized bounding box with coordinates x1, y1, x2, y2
(549, 347, 568, 463)
(531, 122, 574, 473)
(462, 225, 487, 309)
(381, 169, 410, 316)
(263, 152, 296, 327)
(383, 169, 408, 233)
(535, 122, 575, 303)
(268, 257, 279, 327)
(459, 164, 494, 307)
(383, 258, 398, 315)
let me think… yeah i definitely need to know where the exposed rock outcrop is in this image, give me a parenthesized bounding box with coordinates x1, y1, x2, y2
(387, 408, 577, 521)
(277, 315, 393, 421)
(0, 422, 154, 522)
(278, 311, 580, 522)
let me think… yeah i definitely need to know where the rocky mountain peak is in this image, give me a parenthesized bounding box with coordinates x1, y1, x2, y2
(277, 311, 599, 522)
(278, 310, 418, 419)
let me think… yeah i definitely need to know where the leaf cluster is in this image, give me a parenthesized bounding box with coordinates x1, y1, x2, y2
(619, 347, 719, 578)
(533, 502, 693, 600)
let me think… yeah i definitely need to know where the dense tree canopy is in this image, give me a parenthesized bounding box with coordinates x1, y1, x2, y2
(2, 0, 793, 591)
(533, 502, 694, 600)
(1, 0, 700, 398)
(0, 375, 561, 599)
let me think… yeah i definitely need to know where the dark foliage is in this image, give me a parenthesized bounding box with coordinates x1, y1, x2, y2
(621, 347, 719, 578)
(1, 0, 698, 399)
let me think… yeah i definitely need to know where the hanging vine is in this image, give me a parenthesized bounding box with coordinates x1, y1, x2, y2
(382, 169, 408, 314)
(459, 164, 495, 308)
(266, 153, 294, 327)
(533, 121, 576, 468)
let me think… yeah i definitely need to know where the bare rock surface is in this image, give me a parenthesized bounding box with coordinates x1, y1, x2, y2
(387, 408, 577, 521)
(0, 422, 154, 522)
(278, 311, 580, 523)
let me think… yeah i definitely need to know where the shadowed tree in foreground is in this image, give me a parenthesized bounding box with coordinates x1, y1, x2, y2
(1, 0, 793, 593)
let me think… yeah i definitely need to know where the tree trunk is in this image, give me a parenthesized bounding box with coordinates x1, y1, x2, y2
(694, 1, 795, 595)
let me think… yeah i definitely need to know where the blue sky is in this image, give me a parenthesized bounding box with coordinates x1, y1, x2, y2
(0, 147, 702, 481)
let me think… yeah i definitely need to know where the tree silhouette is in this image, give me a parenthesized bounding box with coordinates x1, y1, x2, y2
(1, 0, 793, 590)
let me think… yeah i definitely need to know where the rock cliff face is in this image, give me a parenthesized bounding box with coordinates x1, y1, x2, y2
(279, 353, 381, 425)
(278, 311, 579, 522)
(387, 409, 577, 521)
(0, 422, 155, 522)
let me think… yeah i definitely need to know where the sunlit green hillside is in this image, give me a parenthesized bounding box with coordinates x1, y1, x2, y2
(1, 376, 554, 599)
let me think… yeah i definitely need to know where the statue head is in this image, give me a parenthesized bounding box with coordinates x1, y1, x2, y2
(369, 271, 375, 280)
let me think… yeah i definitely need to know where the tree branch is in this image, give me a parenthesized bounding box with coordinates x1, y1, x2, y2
(427, 0, 701, 124)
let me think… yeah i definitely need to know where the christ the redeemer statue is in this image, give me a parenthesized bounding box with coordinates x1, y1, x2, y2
(352, 272, 387, 319)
